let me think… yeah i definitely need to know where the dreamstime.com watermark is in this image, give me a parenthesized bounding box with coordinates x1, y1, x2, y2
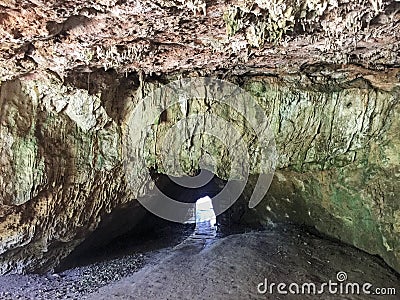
(257, 271, 397, 296)
(123, 77, 277, 223)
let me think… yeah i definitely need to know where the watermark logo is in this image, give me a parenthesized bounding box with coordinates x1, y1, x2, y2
(123, 77, 277, 223)
(336, 271, 347, 282)
(257, 271, 397, 296)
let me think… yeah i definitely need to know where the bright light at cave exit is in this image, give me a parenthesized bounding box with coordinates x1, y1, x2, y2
(195, 196, 216, 226)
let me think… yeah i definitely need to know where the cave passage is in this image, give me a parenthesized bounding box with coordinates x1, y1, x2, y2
(56, 170, 255, 271)
(56, 171, 217, 268)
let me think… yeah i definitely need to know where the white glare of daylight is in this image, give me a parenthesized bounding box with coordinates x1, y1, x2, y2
(195, 196, 216, 226)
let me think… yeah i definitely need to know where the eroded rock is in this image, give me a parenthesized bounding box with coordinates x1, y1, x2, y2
(0, 71, 399, 274)
(0, 0, 399, 276)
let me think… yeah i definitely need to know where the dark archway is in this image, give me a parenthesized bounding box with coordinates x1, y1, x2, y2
(56, 170, 260, 271)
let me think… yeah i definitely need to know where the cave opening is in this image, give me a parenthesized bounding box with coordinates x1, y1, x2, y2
(193, 196, 217, 236)
(56, 170, 257, 271)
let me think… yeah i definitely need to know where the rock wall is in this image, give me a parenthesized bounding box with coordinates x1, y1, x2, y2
(243, 76, 400, 273)
(0, 74, 128, 273)
(0, 70, 399, 274)
(1, 0, 399, 81)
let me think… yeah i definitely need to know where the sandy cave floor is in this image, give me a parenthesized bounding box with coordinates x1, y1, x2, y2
(0, 224, 399, 300)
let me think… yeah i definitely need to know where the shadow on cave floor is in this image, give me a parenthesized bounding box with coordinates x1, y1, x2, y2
(56, 213, 263, 273)
(87, 223, 400, 300)
(1, 170, 399, 299)
(0, 211, 264, 300)
(0, 222, 399, 300)
(55, 170, 262, 272)
(56, 213, 196, 272)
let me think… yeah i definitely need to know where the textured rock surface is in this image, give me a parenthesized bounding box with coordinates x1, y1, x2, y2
(0, 74, 129, 273)
(0, 0, 399, 81)
(242, 76, 400, 273)
(0, 0, 399, 275)
(0, 71, 399, 275)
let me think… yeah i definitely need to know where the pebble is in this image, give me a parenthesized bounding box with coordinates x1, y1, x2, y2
(0, 255, 145, 300)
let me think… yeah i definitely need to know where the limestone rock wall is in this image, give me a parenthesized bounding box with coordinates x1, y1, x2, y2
(243, 76, 400, 273)
(0, 74, 129, 274)
(0, 71, 399, 275)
